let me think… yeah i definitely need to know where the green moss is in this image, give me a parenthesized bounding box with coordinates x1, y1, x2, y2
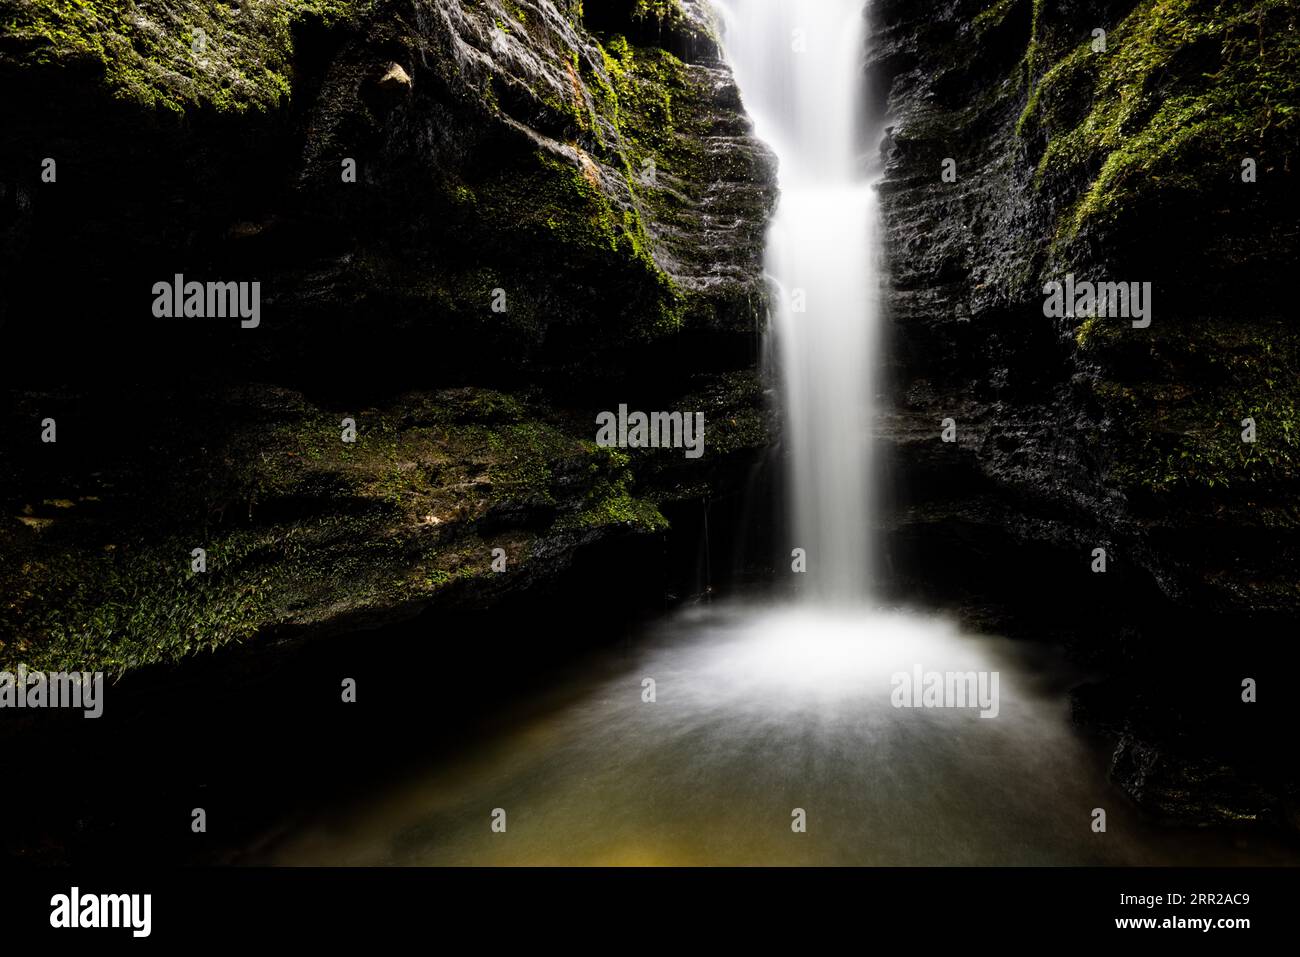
(483, 73, 502, 113)
(1090, 320, 1300, 494)
(1017, 37, 1096, 138)
(1019, 0, 1299, 241)
(997, 0, 1300, 500)
(580, 35, 709, 331)
(974, 0, 1022, 37)
(10, 531, 265, 673)
(561, 447, 669, 531)
(422, 4, 721, 343)
(466, 136, 684, 338)
(0, 387, 675, 675)
(6, 0, 366, 114)
(1024, 0, 1046, 85)
(592, 38, 685, 163)
(570, 488, 669, 530)
(1074, 312, 1107, 349)
(632, 0, 685, 28)
(537, 151, 649, 259)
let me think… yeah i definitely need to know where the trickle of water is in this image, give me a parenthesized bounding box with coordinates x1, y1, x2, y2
(715, 0, 880, 602)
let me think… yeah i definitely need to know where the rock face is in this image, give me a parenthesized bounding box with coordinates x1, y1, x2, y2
(870, 0, 1299, 828)
(0, 0, 777, 674)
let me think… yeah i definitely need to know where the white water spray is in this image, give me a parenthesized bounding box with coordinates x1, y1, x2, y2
(716, 0, 881, 602)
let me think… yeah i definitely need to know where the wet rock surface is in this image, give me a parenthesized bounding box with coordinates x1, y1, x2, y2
(0, 0, 777, 674)
(871, 0, 1299, 829)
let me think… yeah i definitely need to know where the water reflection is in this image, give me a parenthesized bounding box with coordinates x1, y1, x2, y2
(255, 602, 1293, 865)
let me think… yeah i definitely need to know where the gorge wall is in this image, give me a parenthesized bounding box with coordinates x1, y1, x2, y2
(871, 0, 1299, 828)
(2, 0, 1296, 839)
(0, 0, 777, 676)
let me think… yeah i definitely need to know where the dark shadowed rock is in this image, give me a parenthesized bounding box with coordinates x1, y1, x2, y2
(872, 0, 1299, 831)
(0, 0, 776, 675)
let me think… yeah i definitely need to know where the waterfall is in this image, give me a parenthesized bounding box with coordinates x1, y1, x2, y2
(715, 0, 881, 603)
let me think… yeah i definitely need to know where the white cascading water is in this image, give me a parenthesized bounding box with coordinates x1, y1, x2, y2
(715, 0, 880, 603)
(261, 4, 1284, 868)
